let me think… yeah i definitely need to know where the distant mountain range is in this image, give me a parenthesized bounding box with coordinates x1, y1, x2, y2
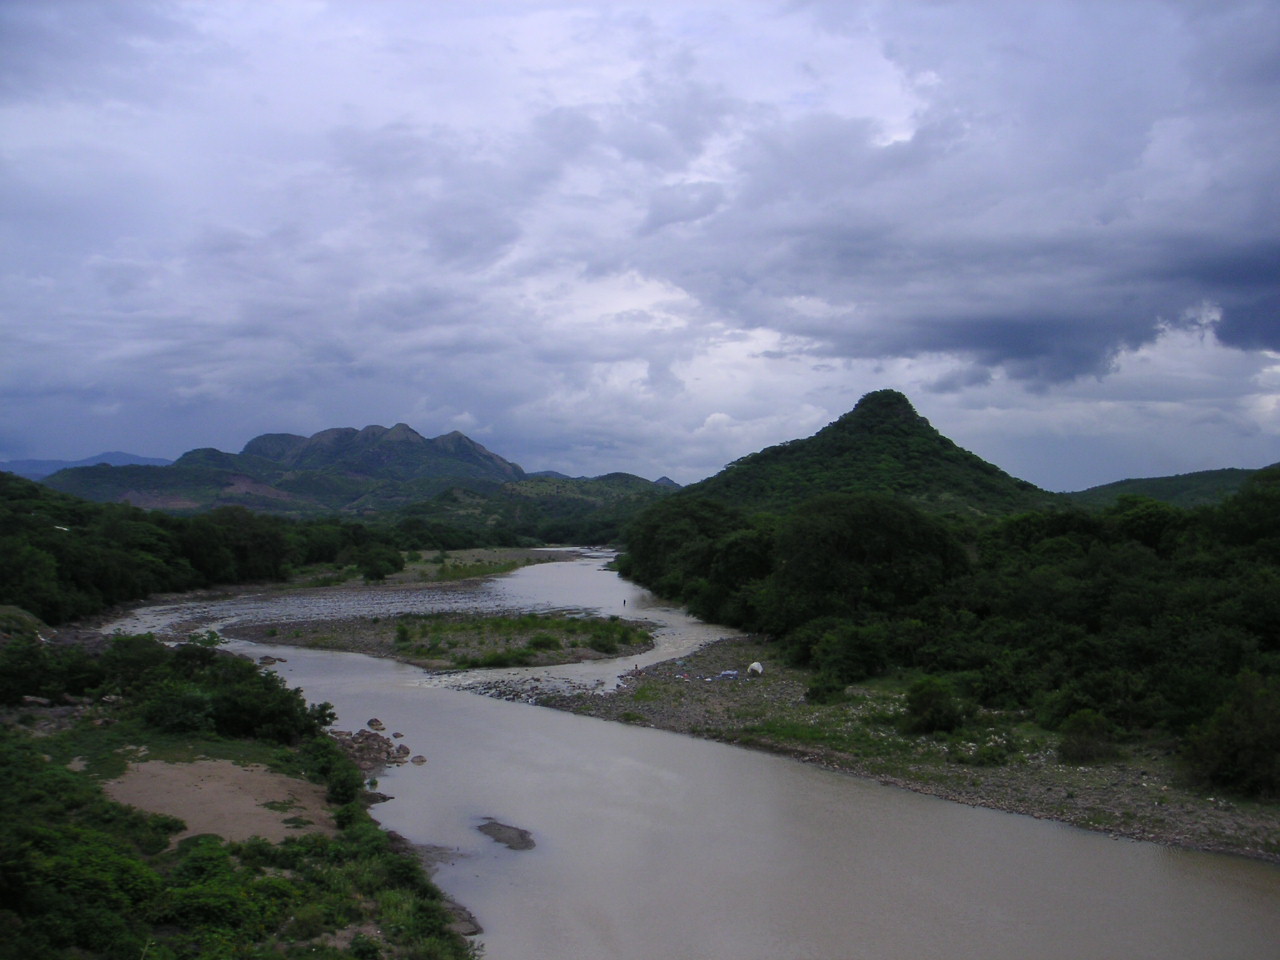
(16, 396, 1273, 521)
(35, 425, 676, 536)
(0, 451, 173, 481)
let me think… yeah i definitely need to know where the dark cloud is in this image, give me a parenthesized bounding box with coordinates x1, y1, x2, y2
(1, 1, 1277, 486)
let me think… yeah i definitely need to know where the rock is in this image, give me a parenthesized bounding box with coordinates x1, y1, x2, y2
(368, 718, 385, 731)
(410, 755, 427, 765)
(443, 900, 483, 936)
(477, 817, 535, 850)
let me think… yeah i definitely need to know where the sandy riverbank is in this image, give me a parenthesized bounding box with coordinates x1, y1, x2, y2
(102, 758, 338, 845)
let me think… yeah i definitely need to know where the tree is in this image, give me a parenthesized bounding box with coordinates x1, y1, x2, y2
(1183, 671, 1280, 796)
(761, 493, 967, 635)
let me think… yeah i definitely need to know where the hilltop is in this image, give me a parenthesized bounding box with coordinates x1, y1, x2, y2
(683, 389, 1061, 517)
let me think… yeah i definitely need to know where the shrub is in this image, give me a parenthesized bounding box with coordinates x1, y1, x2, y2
(139, 680, 216, 733)
(528, 633, 561, 651)
(903, 676, 966, 734)
(1057, 709, 1117, 764)
(1183, 670, 1280, 796)
(804, 673, 847, 705)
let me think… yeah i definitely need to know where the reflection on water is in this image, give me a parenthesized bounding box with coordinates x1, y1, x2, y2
(106, 552, 1280, 960)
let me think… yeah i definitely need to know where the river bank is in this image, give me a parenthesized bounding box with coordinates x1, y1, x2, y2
(67, 552, 1279, 865)
(533, 634, 1279, 864)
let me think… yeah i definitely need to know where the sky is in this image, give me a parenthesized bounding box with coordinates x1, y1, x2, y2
(2, 0, 1278, 491)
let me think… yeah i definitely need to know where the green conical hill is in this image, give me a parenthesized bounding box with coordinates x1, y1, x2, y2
(684, 389, 1061, 517)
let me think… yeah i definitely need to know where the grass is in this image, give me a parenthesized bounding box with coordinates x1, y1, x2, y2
(388, 611, 652, 669)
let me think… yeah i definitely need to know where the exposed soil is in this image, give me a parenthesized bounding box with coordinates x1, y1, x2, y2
(101, 758, 337, 845)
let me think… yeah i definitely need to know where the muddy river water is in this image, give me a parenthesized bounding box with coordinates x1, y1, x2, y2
(107, 551, 1280, 960)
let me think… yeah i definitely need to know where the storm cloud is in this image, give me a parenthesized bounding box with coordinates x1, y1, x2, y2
(2, 0, 1277, 489)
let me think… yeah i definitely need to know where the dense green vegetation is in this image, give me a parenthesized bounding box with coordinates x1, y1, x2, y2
(395, 473, 673, 546)
(0, 631, 473, 959)
(682, 389, 1061, 517)
(619, 464, 1280, 798)
(0, 471, 513, 625)
(1065, 466, 1263, 510)
(40, 422, 674, 535)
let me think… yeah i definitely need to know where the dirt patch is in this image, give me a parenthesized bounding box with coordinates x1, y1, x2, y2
(102, 759, 337, 844)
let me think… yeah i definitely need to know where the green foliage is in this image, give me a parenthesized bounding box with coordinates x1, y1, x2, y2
(761, 493, 967, 636)
(620, 495, 753, 602)
(393, 611, 650, 670)
(0, 470, 491, 624)
(1183, 671, 1280, 796)
(353, 542, 406, 582)
(1057, 709, 1118, 764)
(680, 389, 1060, 518)
(804, 673, 849, 705)
(0, 635, 472, 960)
(1065, 466, 1262, 510)
(623, 448, 1280, 795)
(0, 635, 105, 705)
(903, 677, 967, 734)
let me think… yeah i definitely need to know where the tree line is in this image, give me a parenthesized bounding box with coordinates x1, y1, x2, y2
(0, 471, 504, 625)
(617, 467, 1280, 796)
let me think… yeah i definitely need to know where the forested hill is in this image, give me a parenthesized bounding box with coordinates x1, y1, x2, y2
(42, 423, 530, 515)
(684, 389, 1060, 517)
(1065, 467, 1266, 509)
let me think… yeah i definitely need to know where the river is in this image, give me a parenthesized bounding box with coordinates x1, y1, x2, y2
(106, 551, 1280, 960)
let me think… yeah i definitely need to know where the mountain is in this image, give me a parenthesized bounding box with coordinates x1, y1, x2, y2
(0, 451, 172, 481)
(680, 389, 1061, 517)
(37, 425, 676, 537)
(1064, 467, 1267, 509)
(42, 424, 528, 515)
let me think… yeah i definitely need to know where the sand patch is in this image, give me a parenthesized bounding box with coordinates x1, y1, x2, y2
(104, 759, 337, 844)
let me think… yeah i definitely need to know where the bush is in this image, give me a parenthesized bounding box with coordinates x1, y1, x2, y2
(528, 633, 561, 651)
(1183, 671, 1280, 796)
(903, 676, 966, 734)
(1057, 708, 1117, 764)
(804, 673, 848, 704)
(139, 680, 216, 733)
